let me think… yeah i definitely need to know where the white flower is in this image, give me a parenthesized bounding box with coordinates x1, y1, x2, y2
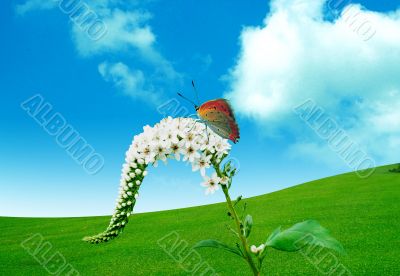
(200, 134, 217, 153)
(160, 116, 173, 126)
(250, 244, 265, 254)
(136, 180, 141, 185)
(215, 139, 231, 155)
(152, 130, 162, 143)
(192, 154, 211, 176)
(170, 142, 182, 161)
(143, 171, 148, 176)
(181, 142, 200, 163)
(140, 145, 155, 164)
(220, 176, 229, 185)
(122, 164, 130, 174)
(192, 122, 206, 134)
(135, 169, 142, 175)
(142, 125, 153, 134)
(181, 131, 198, 148)
(161, 128, 179, 146)
(152, 142, 170, 163)
(201, 173, 221, 195)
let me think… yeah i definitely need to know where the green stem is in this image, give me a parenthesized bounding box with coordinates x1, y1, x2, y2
(221, 186, 259, 275)
(214, 162, 259, 275)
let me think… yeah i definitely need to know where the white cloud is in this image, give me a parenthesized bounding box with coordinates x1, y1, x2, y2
(15, 0, 57, 15)
(98, 61, 161, 103)
(226, 0, 400, 165)
(71, 8, 154, 56)
(17, 0, 181, 104)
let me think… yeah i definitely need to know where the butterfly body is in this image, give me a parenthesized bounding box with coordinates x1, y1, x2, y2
(197, 99, 240, 143)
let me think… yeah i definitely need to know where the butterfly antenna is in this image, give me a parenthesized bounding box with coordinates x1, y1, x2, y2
(177, 92, 198, 109)
(191, 80, 201, 106)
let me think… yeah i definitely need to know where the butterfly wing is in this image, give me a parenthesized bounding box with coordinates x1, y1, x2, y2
(206, 120, 233, 140)
(197, 99, 240, 143)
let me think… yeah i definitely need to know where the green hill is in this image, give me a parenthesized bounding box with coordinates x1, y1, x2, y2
(0, 165, 399, 275)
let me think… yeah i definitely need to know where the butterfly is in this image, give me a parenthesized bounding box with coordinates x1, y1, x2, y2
(178, 81, 240, 143)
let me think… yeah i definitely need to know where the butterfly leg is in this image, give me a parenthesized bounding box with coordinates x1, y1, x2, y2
(195, 119, 210, 142)
(184, 113, 198, 119)
(186, 119, 210, 143)
(205, 124, 210, 143)
(180, 114, 199, 131)
(188, 119, 201, 132)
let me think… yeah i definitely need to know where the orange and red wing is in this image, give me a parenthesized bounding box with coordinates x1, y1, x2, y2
(197, 99, 240, 143)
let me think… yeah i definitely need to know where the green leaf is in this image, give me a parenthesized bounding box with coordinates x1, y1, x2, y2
(240, 202, 248, 221)
(267, 226, 281, 241)
(223, 161, 232, 173)
(244, 214, 253, 238)
(193, 239, 244, 258)
(265, 220, 345, 254)
(233, 195, 242, 207)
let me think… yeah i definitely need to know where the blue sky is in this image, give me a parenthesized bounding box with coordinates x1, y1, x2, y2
(1, 0, 399, 217)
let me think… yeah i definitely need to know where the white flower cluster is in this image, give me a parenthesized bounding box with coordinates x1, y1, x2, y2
(84, 117, 231, 243)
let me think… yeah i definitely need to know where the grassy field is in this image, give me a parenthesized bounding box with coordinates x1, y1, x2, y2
(0, 165, 399, 275)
